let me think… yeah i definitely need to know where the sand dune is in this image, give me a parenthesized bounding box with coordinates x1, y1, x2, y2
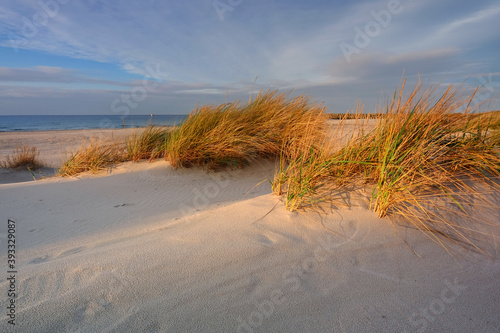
(1, 130, 499, 332)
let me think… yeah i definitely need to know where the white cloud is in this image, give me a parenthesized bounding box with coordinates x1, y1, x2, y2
(439, 5, 500, 35)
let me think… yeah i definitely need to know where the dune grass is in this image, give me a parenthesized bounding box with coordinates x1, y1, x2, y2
(59, 91, 328, 177)
(54, 83, 499, 252)
(0, 144, 43, 170)
(165, 90, 328, 170)
(59, 139, 126, 176)
(342, 82, 498, 219)
(273, 80, 500, 252)
(127, 125, 171, 162)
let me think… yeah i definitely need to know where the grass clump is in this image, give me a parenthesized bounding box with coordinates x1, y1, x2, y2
(127, 125, 171, 162)
(59, 125, 171, 176)
(165, 90, 328, 170)
(273, 80, 500, 252)
(59, 139, 126, 177)
(272, 145, 332, 211)
(361, 82, 499, 219)
(0, 144, 43, 169)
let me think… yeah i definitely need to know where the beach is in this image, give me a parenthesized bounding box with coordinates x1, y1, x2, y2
(0, 129, 138, 184)
(1, 127, 499, 332)
(0, 128, 139, 167)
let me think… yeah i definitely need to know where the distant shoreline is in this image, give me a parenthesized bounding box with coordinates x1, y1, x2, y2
(0, 114, 187, 132)
(0, 125, 171, 134)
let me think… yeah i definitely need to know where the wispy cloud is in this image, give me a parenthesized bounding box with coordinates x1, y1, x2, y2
(0, 66, 133, 88)
(0, 66, 75, 82)
(328, 48, 461, 84)
(438, 5, 500, 35)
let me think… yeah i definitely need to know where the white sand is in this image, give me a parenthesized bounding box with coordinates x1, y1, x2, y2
(0, 128, 139, 167)
(0, 128, 139, 184)
(0, 129, 499, 332)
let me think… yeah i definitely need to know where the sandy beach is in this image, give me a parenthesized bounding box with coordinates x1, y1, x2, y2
(1, 128, 499, 332)
(0, 128, 139, 167)
(0, 128, 139, 184)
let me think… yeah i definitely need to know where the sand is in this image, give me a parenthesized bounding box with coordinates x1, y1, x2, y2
(0, 128, 138, 184)
(0, 128, 499, 332)
(0, 128, 139, 167)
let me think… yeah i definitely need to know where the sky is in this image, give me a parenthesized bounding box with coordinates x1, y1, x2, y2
(0, 0, 499, 115)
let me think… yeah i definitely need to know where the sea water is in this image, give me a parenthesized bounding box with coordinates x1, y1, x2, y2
(0, 115, 187, 132)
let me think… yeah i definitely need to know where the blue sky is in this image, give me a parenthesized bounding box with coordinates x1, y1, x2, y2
(0, 0, 499, 115)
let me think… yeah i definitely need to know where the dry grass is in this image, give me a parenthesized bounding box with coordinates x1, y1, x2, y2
(58, 91, 328, 179)
(0, 144, 43, 169)
(59, 139, 126, 176)
(52, 84, 500, 252)
(59, 125, 170, 176)
(165, 90, 328, 170)
(273, 80, 500, 253)
(127, 125, 171, 162)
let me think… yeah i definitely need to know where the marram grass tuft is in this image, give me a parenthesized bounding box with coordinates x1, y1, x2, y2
(59, 139, 126, 176)
(165, 90, 328, 170)
(273, 80, 500, 254)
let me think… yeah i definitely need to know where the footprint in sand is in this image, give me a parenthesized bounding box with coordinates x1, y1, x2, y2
(29, 247, 86, 265)
(113, 203, 133, 208)
(245, 275, 261, 293)
(29, 255, 51, 265)
(68, 299, 112, 332)
(255, 234, 275, 248)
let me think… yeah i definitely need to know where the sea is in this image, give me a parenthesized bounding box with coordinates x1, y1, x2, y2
(0, 115, 188, 132)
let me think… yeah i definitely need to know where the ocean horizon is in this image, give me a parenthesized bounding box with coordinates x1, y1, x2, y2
(0, 115, 187, 132)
